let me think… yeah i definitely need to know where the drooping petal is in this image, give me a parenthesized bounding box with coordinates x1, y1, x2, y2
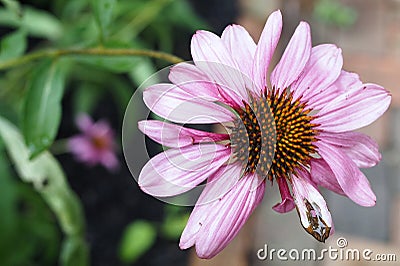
(143, 83, 235, 124)
(318, 131, 381, 168)
(291, 171, 333, 242)
(100, 150, 119, 170)
(270, 21, 312, 93)
(138, 120, 229, 148)
(191, 30, 249, 106)
(169, 63, 220, 101)
(314, 83, 391, 132)
(252, 10, 282, 96)
(292, 44, 343, 102)
(138, 144, 231, 197)
(221, 24, 256, 79)
(180, 167, 265, 259)
(272, 176, 295, 213)
(317, 141, 376, 207)
(310, 158, 345, 196)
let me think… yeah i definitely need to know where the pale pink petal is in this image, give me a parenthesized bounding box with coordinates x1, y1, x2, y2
(68, 136, 98, 162)
(76, 114, 93, 133)
(272, 177, 295, 213)
(221, 24, 256, 79)
(310, 158, 345, 196)
(291, 171, 333, 242)
(138, 144, 231, 197)
(270, 21, 311, 92)
(138, 120, 229, 148)
(191, 30, 249, 106)
(143, 83, 235, 124)
(292, 44, 343, 102)
(252, 10, 282, 96)
(100, 150, 119, 170)
(180, 169, 265, 259)
(169, 63, 220, 101)
(315, 84, 391, 132)
(317, 141, 376, 207)
(309, 70, 361, 110)
(318, 131, 381, 168)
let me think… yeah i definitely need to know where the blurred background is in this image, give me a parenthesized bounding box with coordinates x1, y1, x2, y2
(0, 0, 399, 265)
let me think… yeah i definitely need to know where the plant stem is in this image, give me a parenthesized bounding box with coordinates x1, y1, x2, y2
(0, 48, 184, 70)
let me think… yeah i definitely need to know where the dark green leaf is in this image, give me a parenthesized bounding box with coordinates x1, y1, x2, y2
(91, 0, 116, 40)
(118, 220, 156, 263)
(22, 60, 67, 159)
(0, 29, 26, 61)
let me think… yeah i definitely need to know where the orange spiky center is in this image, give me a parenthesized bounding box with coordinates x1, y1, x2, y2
(230, 88, 319, 179)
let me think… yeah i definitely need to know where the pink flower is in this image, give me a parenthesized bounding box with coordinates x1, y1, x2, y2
(138, 10, 391, 258)
(68, 114, 118, 171)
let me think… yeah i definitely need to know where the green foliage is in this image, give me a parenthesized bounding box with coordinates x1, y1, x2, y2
(22, 60, 67, 159)
(314, 0, 358, 28)
(0, 0, 207, 265)
(0, 116, 88, 266)
(118, 220, 157, 263)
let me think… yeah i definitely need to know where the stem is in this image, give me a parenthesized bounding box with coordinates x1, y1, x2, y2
(0, 48, 184, 70)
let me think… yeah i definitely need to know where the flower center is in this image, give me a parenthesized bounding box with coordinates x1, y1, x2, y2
(231, 88, 319, 179)
(91, 135, 109, 150)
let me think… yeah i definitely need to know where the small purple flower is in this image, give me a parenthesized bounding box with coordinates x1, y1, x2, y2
(68, 114, 118, 171)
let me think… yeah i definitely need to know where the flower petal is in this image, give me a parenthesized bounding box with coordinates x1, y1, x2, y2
(180, 168, 265, 259)
(169, 63, 220, 101)
(138, 120, 229, 148)
(191, 30, 249, 106)
(292, 44, 343, 102)
(318, 131, 381, 168)
(76, 114, 93, 133)
(221, 24, 256, 79)
(143, 83, 235, 124)
(310, 158, 345, 196)
(272, 176, 295, 213)
(291, 171, 333, 242)
(270, 21, 311, 92)
(314, 84, 391, 132)
(317, 141, 376, 206)
(252, 10, 282, 96)
(308, 70, 361, 110)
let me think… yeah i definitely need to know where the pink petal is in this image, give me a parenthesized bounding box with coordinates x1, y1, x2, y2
(100, 150, 119, 171)
(270, 21, 311, 92)
(191, 30, 249, 106)
(310, 158, 345, 196)
(168, 63, 220, 101)
(138, 120, 229, 148)
(315, 84, 391, 132)
(272, 177, 295, 213)
(252, 10, 282, 96)
(308, 70, 361, 110)
(68, 136, 98, 162)
(317, 141, 376, 206)
(291, 171, 333, 242)
(138, 144, 231, 197)
(318, 131, 381, 168)
(180, 169, 265, 259)
(76, 114, 93, 133)
(221, 24, 256, 81)
(143, 83, 235, 124)
(292, 44, 343, 103)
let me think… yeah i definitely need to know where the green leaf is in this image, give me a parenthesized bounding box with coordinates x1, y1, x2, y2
(22, 60, 67, 159)
(161, 212, 189, 240)
(118, 220, 156, 263)
(0, 29, 26, 61)
(0, 116, 88, 266)
(91, 0, 116, 40)
(60, 237, 89, 266)
(0, 7, 63, 40)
